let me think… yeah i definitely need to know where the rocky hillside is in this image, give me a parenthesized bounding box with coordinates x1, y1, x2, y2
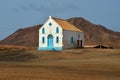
(0, 17, 120, 48)
(0, 25, 42, 47)
(67, 17, 120, 47)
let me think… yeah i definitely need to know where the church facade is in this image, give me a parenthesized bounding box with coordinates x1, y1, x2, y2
(38, 16, 84, 50)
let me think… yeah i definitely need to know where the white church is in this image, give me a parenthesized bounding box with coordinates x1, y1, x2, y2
(38, 16, 84, 51)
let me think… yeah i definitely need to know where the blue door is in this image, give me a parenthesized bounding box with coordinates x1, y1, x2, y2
(48, 34, 53, 48)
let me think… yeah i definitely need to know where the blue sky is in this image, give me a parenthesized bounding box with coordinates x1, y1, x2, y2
(0, 0, 120, 40)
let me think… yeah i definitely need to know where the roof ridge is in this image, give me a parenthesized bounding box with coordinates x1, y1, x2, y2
(52, 17, 66, 21)
(52, 17, 83, 32)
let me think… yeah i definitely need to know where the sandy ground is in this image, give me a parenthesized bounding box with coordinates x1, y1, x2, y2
(0, 48, 120, 80)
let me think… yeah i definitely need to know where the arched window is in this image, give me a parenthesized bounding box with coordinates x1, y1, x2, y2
(71, 37, 74, 44)
(78, 34, 80, 38)
(42, 37, 45, 43)
(56, 37, 59, 43)
(56, 27, 59, 33)
(42, 28, 45, 34)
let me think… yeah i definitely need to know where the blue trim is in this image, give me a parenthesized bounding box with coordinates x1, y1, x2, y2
(38, 47, 62, 51)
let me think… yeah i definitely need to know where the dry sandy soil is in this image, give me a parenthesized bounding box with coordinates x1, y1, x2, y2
(0, 48, 120, 80)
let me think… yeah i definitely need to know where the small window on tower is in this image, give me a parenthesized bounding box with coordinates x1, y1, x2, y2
(49, 22, 52, 26)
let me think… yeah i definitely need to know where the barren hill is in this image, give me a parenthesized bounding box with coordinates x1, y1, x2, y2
(0, 17, 120, 48)
(0, 25, 42, 47)
(67, 17, 120, 47)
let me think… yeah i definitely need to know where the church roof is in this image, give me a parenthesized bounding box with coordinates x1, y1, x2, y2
(52, 17, 83, 32)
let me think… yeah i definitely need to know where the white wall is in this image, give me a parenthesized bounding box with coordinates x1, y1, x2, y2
(39, 17, 63, 48)
(63, 30, 84, 49)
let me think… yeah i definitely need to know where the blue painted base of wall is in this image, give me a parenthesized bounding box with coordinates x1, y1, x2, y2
(38, 47, 62, 51)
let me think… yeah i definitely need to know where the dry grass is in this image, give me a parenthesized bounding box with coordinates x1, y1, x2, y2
(0, 48, 120, 80)
(0, 45, 28, 51)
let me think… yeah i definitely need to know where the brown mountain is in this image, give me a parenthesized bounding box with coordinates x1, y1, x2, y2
(0, 25, 42, 47)
(67, 17, 120, 47)
(0, 17, 120, 48)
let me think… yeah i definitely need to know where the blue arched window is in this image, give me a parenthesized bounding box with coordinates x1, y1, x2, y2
(71, 37, 74, 44)
(42, 28, 45, 34)
(56, 37, 59, 43)
(42, 37, 45, 43)
(56, 27, 59, 33)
